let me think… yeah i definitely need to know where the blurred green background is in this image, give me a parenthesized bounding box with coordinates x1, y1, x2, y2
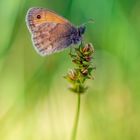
(0, 0, 140, 140)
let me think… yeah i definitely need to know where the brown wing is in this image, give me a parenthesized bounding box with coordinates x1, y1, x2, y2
(26, 7, 75, 56)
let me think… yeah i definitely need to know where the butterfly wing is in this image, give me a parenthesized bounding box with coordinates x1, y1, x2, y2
(26, 7, 76, 56)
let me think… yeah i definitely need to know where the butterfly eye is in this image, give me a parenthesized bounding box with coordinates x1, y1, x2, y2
(36, 15, 41, 19)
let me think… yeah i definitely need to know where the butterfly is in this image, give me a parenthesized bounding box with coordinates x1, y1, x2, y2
(26, 7, 86, 56)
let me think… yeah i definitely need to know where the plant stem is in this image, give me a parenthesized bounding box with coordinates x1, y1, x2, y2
(71, 93, 81, 140)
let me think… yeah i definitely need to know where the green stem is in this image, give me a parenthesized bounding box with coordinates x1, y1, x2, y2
(71, 93, 81, 140)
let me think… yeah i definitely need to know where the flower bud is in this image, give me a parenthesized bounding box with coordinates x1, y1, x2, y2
(67, 69, 77, 81)
(81, 68, 88, 76)
(85, 56, 92, 62)
(82, 43, 94, 55)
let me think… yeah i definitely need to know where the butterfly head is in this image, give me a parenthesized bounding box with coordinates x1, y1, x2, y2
(78, 25, 86, 36)
(71, 25, 86, 44)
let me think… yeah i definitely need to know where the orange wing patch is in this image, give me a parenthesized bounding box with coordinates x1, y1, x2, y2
(45, 11, 69, 24)
(32, 9, 70, 25)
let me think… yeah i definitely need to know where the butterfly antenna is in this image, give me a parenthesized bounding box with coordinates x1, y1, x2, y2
(82, 18, 95, 26)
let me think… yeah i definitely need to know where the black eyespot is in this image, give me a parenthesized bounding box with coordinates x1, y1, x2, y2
(36, 15, 41, 19)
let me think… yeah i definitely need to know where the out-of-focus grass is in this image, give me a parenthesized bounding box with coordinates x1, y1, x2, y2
(0, 0, 140, 140)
